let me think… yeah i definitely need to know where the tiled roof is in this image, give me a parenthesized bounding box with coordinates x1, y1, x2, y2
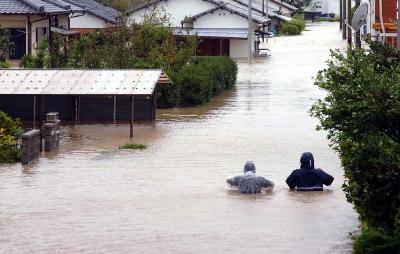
(231, 0, 294, 21)
(0, 0, 82, 14)
(205, 0, 270, 24)
(65, 0, 119, 23)
(0, 0, 118, 23)
(127, 0, 271, 24)
(0, 0, 36, 14)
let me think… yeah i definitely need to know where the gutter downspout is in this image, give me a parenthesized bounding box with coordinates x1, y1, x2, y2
(398, 0, 400, 49)
(379, 0, 385, 43)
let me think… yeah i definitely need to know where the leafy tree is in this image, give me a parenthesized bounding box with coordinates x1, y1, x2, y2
(311, 42, 400, 253)
(283, 0, 314, 11)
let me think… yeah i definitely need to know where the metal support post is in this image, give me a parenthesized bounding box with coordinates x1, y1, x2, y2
(398, 0, 400, 49)
(248, 0, 252, 64)
(355, 0, 361, 48)
(347, 0, 353, 46)
(130, 96, 134, 138)
(342, 0, 347, 40)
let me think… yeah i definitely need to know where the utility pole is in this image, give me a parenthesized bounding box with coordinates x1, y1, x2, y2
(340, 0, 343, 30)
(248, 0, 252, 64)
(342, 0, 347, 40)
(347, 0, 352, 46)
(355, 0, 361, 48)
(398, 0, 400, 49)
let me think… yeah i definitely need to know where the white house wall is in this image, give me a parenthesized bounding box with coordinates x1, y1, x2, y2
(193, 9, 250, 29)
(70, 14, 107, 29)
(230, 39, 248, 58)
(127, 0, 216, 27)
(308, 0, 340, 15)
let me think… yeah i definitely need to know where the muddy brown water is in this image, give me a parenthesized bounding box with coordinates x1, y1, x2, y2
(0, 23, 358, 254)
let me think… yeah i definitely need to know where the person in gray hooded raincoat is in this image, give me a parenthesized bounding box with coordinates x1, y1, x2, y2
(227, 161, 274, 194)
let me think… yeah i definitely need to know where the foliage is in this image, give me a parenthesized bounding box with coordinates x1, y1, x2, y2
(20, 39, 50, 68)
(0, 111, 23, 163)
(316, 17, 340, 22)
(281, 23, 300, 35)
(353, 227, 400, 254)
(96, 0, 144, 10)
(311, 41, 400, 252)
(0, 28, 14, 63)
(0, 61, 12, 68)
(281, 14, 305, 36)
(160, 56, 237, 107)
(119, 143, 147, 149)
(282, 0, 314, 11)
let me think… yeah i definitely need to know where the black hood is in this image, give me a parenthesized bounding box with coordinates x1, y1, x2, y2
(300, 152, 315, 169)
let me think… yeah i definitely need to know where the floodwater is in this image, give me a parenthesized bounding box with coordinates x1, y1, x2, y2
(0, 23, 359, 254)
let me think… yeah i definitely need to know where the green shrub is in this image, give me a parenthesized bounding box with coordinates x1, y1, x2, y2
(280, 14, 305, 36)
(0, 61, 12, 68)
(292, 14, 306, 32)
(119, 143, 147, 150)
(311, 42, 400, 252)
(170, 56, 237, 107)
(354, 228, 400, 254)
(281, 23, 300, 35)
(0, 111, 23, 163)
(20, 39, 50, 68)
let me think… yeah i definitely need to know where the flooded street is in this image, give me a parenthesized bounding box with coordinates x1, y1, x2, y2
(0, 23, 359, 254)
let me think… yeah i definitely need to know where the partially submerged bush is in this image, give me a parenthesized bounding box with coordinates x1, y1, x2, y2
(174, 56, 237, 107)
(281, 23, 300, 35)
(280, 14, 305, 36)
(0, 111, 23, 163)
(311, 42, 400, 252)
(119, 143, 147, 150)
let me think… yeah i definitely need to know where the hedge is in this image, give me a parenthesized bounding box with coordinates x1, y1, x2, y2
(280, 14, 305, 36)
(157, 56, 238, 108)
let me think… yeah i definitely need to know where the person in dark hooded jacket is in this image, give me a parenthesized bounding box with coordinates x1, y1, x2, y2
(286, 152, 334, 191)
(227, 161, 274, 194)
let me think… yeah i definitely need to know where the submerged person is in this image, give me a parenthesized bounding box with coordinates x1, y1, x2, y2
(227, 161, 274, 194)
(286, 152, 334, 191)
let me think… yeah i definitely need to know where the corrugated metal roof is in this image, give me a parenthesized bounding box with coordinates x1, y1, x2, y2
(174, 27, 248, 39)
(0, 69, 172, 95)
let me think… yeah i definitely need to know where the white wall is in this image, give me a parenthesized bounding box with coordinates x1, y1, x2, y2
(230, 39, 248, 58)
(127, 0, 215, 27)
(268, 1, 294, 16)
(306, 0, 341, 15)
(70, 14, 107, 29)
(193, 9, 249, 29)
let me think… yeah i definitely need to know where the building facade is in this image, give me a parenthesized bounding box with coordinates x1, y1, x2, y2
(127, 0, 296, 58)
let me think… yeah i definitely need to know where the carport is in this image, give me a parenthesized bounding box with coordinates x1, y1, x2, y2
(0, 69, 172, 137)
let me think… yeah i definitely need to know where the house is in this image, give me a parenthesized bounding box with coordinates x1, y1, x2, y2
(0, 0, 83, 59)
(0, 0, 119, 59)
(305, 0, 340, 17)
(368, 0, 398, 46)
(126, 0, 296, 58)
(232, 0, 295, 33)
(66, 0, 119, 33)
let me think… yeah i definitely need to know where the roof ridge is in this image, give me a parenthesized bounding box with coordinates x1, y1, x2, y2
(41, 0, 71, 10)
(19, 0, 45, 13)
